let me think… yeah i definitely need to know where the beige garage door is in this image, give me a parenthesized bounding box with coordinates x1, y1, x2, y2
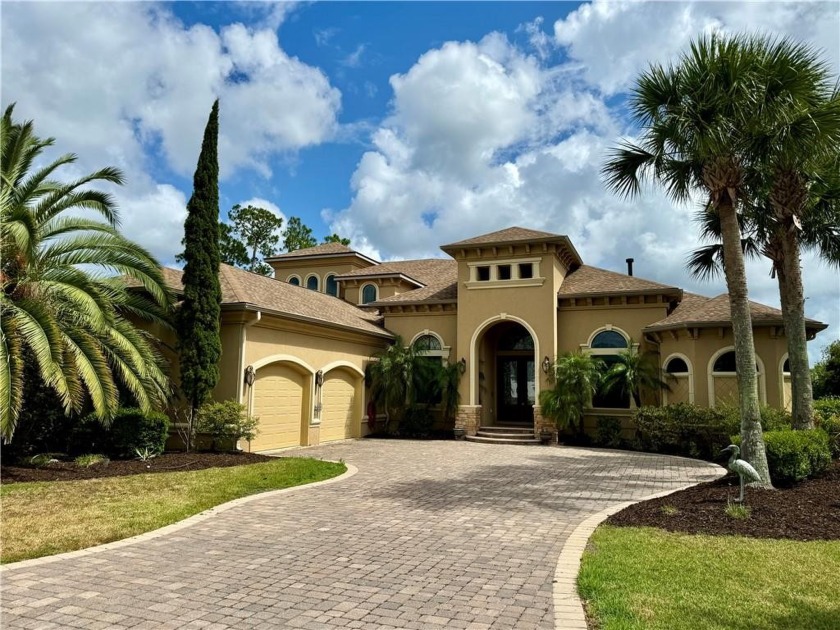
(321, 370, 357, 442)
(250, 364, 306, 451)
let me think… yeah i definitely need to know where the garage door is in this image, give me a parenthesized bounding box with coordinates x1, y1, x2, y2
(250, 364, 306, 451)
(321, 370, 357, 442)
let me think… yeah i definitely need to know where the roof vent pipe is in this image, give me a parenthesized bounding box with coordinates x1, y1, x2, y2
(626, 258, 634, 276)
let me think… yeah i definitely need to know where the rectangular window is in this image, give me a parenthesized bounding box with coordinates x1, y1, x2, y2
(518, 263, 533, 279)
(477, 266, 491, 281)
(498, 265, 512, 280)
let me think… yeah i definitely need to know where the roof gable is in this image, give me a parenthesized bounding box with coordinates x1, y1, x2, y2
(442, 226, 565, 248)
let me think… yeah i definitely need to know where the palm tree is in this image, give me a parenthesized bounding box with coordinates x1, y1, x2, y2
(600, 348, 671, 408)
(539, 352, 602, 436)
(688, 163, 840, 429)
(602, 33, 776, 486)
(0, 104, 173, 441)
(365, 337, 427, 434)
(435, 360, 463, 427)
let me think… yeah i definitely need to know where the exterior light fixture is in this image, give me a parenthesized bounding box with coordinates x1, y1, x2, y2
(458, 357, 467, 373)
(244, 365, 256, 387)
(541, 356, 551, 374)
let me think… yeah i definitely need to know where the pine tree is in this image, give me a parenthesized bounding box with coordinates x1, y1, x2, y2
(177, 100, 222, 423)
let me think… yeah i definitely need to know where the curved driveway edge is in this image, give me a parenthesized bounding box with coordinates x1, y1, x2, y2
(2, 441, 723, 630)
(551, 472, 722, 629)
(1, 462, 358, 572)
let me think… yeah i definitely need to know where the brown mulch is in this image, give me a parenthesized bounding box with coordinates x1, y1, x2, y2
(1, 452, 276, 484)
(607, 460, 840, 541)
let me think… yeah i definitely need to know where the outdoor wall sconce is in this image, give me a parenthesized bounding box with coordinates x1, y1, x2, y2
(315, 370, 324, 386)
(541, 356, 551, 374)
(244, 365, 256, 387)
(458, 357, 467, 373)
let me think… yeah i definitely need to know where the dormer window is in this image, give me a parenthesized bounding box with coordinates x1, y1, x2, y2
(477, 266, 491, 281)
(498, 265, 512, 280)
(519, 263, 533, 279)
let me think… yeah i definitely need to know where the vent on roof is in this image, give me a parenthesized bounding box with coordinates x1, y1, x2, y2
(626, 258, 634, 276)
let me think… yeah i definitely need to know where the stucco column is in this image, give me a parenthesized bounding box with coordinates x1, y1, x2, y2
(456, 405, 482, 436)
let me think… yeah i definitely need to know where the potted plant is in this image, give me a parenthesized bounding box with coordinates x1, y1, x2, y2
(453, 427, 466, 440)
(539, 427, 554, 444)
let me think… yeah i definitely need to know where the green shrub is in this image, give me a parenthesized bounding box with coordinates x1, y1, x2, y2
(110, 408, 170, 458)
(398, 406, 435, 438)
(195, 400, 259, 451)
(68, 415, 113, 456)
(814, 398, 840, 459)
(760, 406, 792, 431)
(29, 453, 60, 467)
(74, 454, 109, 467)
(594, 416, 623, 448)
(761, 429, 831, 484)
(633, 403, 738, 460)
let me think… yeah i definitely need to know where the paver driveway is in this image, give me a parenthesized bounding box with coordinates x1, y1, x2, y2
(1, 441, 721, 629)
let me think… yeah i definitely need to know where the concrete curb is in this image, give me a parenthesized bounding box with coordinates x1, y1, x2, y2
(1, 462, 358, 572)
(552, 461, 725, 629)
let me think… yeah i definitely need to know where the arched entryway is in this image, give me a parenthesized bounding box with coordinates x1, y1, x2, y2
(476, 321, 536, 427)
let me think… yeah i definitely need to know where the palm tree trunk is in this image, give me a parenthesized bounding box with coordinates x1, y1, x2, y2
(718, 202, 772, 487)
(777, 229, 815, 429)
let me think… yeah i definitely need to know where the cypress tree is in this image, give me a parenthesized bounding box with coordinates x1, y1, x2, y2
(177, 100, 222, 420)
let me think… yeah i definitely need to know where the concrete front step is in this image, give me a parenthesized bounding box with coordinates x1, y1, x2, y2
(476, 431, 537, 439)
(465, 435, 542, 445)
(479, 426, 535, 434)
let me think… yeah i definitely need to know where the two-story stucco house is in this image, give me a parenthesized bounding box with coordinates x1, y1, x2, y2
(151, 226, 826, 452)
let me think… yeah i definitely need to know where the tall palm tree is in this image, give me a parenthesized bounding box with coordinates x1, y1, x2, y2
(602, 33, 772, 485)
(539, 352, 603, 436)
(600, 348, 672, 409)
(0, 104, 173, 441)
(688, 162, 840, 429)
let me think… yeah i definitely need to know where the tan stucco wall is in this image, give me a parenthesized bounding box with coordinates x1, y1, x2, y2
(557, 304, 670, 355)
(453, 250, 561, 417)
(381, 312, 458, 359)
(657, 326, 790, 409)
(268, 255, 374, 298)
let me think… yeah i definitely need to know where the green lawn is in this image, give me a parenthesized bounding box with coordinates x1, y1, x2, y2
(1, 458, 345, 564)
(579, 526, 840, 630)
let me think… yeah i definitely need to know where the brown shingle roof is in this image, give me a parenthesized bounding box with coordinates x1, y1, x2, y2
(644, 293, 826, 331)
(137, 265, 391, 338)
(336, 259, 455, 285)
(264, 242, 379, 264)
(558, 265, 681, 298)
(442, 226, 566, 248)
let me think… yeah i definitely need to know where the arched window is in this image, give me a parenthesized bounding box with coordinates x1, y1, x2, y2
(780, 355, 792, 411)
(287, 275, 301, 286)
(586, 328, 631, 409)
(665, 357, 689, 374)
(325, 274, 338, 297)
(663, 355, 693, 404)
(709, 348, 765, 407)
(783, 358, 790, 373)
(413, 335, 442, 352)
(591, 330, 629, 349)
(306, 275, 319, 291)
(498, 327, 534, 351)
(361, 284, 377, 304)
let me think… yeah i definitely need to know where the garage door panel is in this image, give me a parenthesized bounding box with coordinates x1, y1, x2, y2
(321, 371, 357, 442)
(250, 364, 305, 451)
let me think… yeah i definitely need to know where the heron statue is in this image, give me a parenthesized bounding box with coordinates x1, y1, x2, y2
(719, 444, 762, 503)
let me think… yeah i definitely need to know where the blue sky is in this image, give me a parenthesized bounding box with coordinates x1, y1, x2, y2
(2, 1, 838, 359)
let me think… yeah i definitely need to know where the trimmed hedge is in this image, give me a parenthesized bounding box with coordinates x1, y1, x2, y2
(632, 404, 739, 461)
(762, 430, 831, 484)
(69, 408, 169, 458)
(111, 408, 170, 458)
(815, 398, 840, 459)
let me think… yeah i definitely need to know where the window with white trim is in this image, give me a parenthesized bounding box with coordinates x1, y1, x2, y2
(288, 275, 301, 286)
(361, 283, 378, 304)
(325, 274, 338, 297)
(306, 275, 319, 291)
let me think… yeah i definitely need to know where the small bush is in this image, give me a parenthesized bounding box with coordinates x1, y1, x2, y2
(761, 429, 831, 484)
(760, 406, 792, 431)
(196, 400, 259, 451)
(110, 408, 170, 458)
(29, 453, 60, 467)
(724, 499, 750, 520)
(74, 454, 109, 467)
(814, 399, 840, 459)
(398, 406, 435, 438)
(633, 403, 738, 460)
(68, 416, 113, 456)
(594, 416, 623, 448)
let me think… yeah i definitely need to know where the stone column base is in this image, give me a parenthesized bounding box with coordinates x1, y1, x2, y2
(456, 405, 482, 436)
(533, 405, 557, 443)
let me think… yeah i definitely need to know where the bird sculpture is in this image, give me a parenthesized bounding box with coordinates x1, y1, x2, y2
(719, 444, 762, 503)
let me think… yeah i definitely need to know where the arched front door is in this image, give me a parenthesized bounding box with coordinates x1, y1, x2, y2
(495, 324, 535, 424)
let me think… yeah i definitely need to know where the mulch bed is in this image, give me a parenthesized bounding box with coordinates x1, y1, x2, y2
(608, 460, 840, 541)
(1, 452, 276, 484)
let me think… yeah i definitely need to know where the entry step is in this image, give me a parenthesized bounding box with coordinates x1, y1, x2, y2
(465, 435, 541, 445)
(478, 426, 535, 434)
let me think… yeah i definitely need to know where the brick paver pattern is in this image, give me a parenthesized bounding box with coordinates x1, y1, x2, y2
(1, 441, 720, 629)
